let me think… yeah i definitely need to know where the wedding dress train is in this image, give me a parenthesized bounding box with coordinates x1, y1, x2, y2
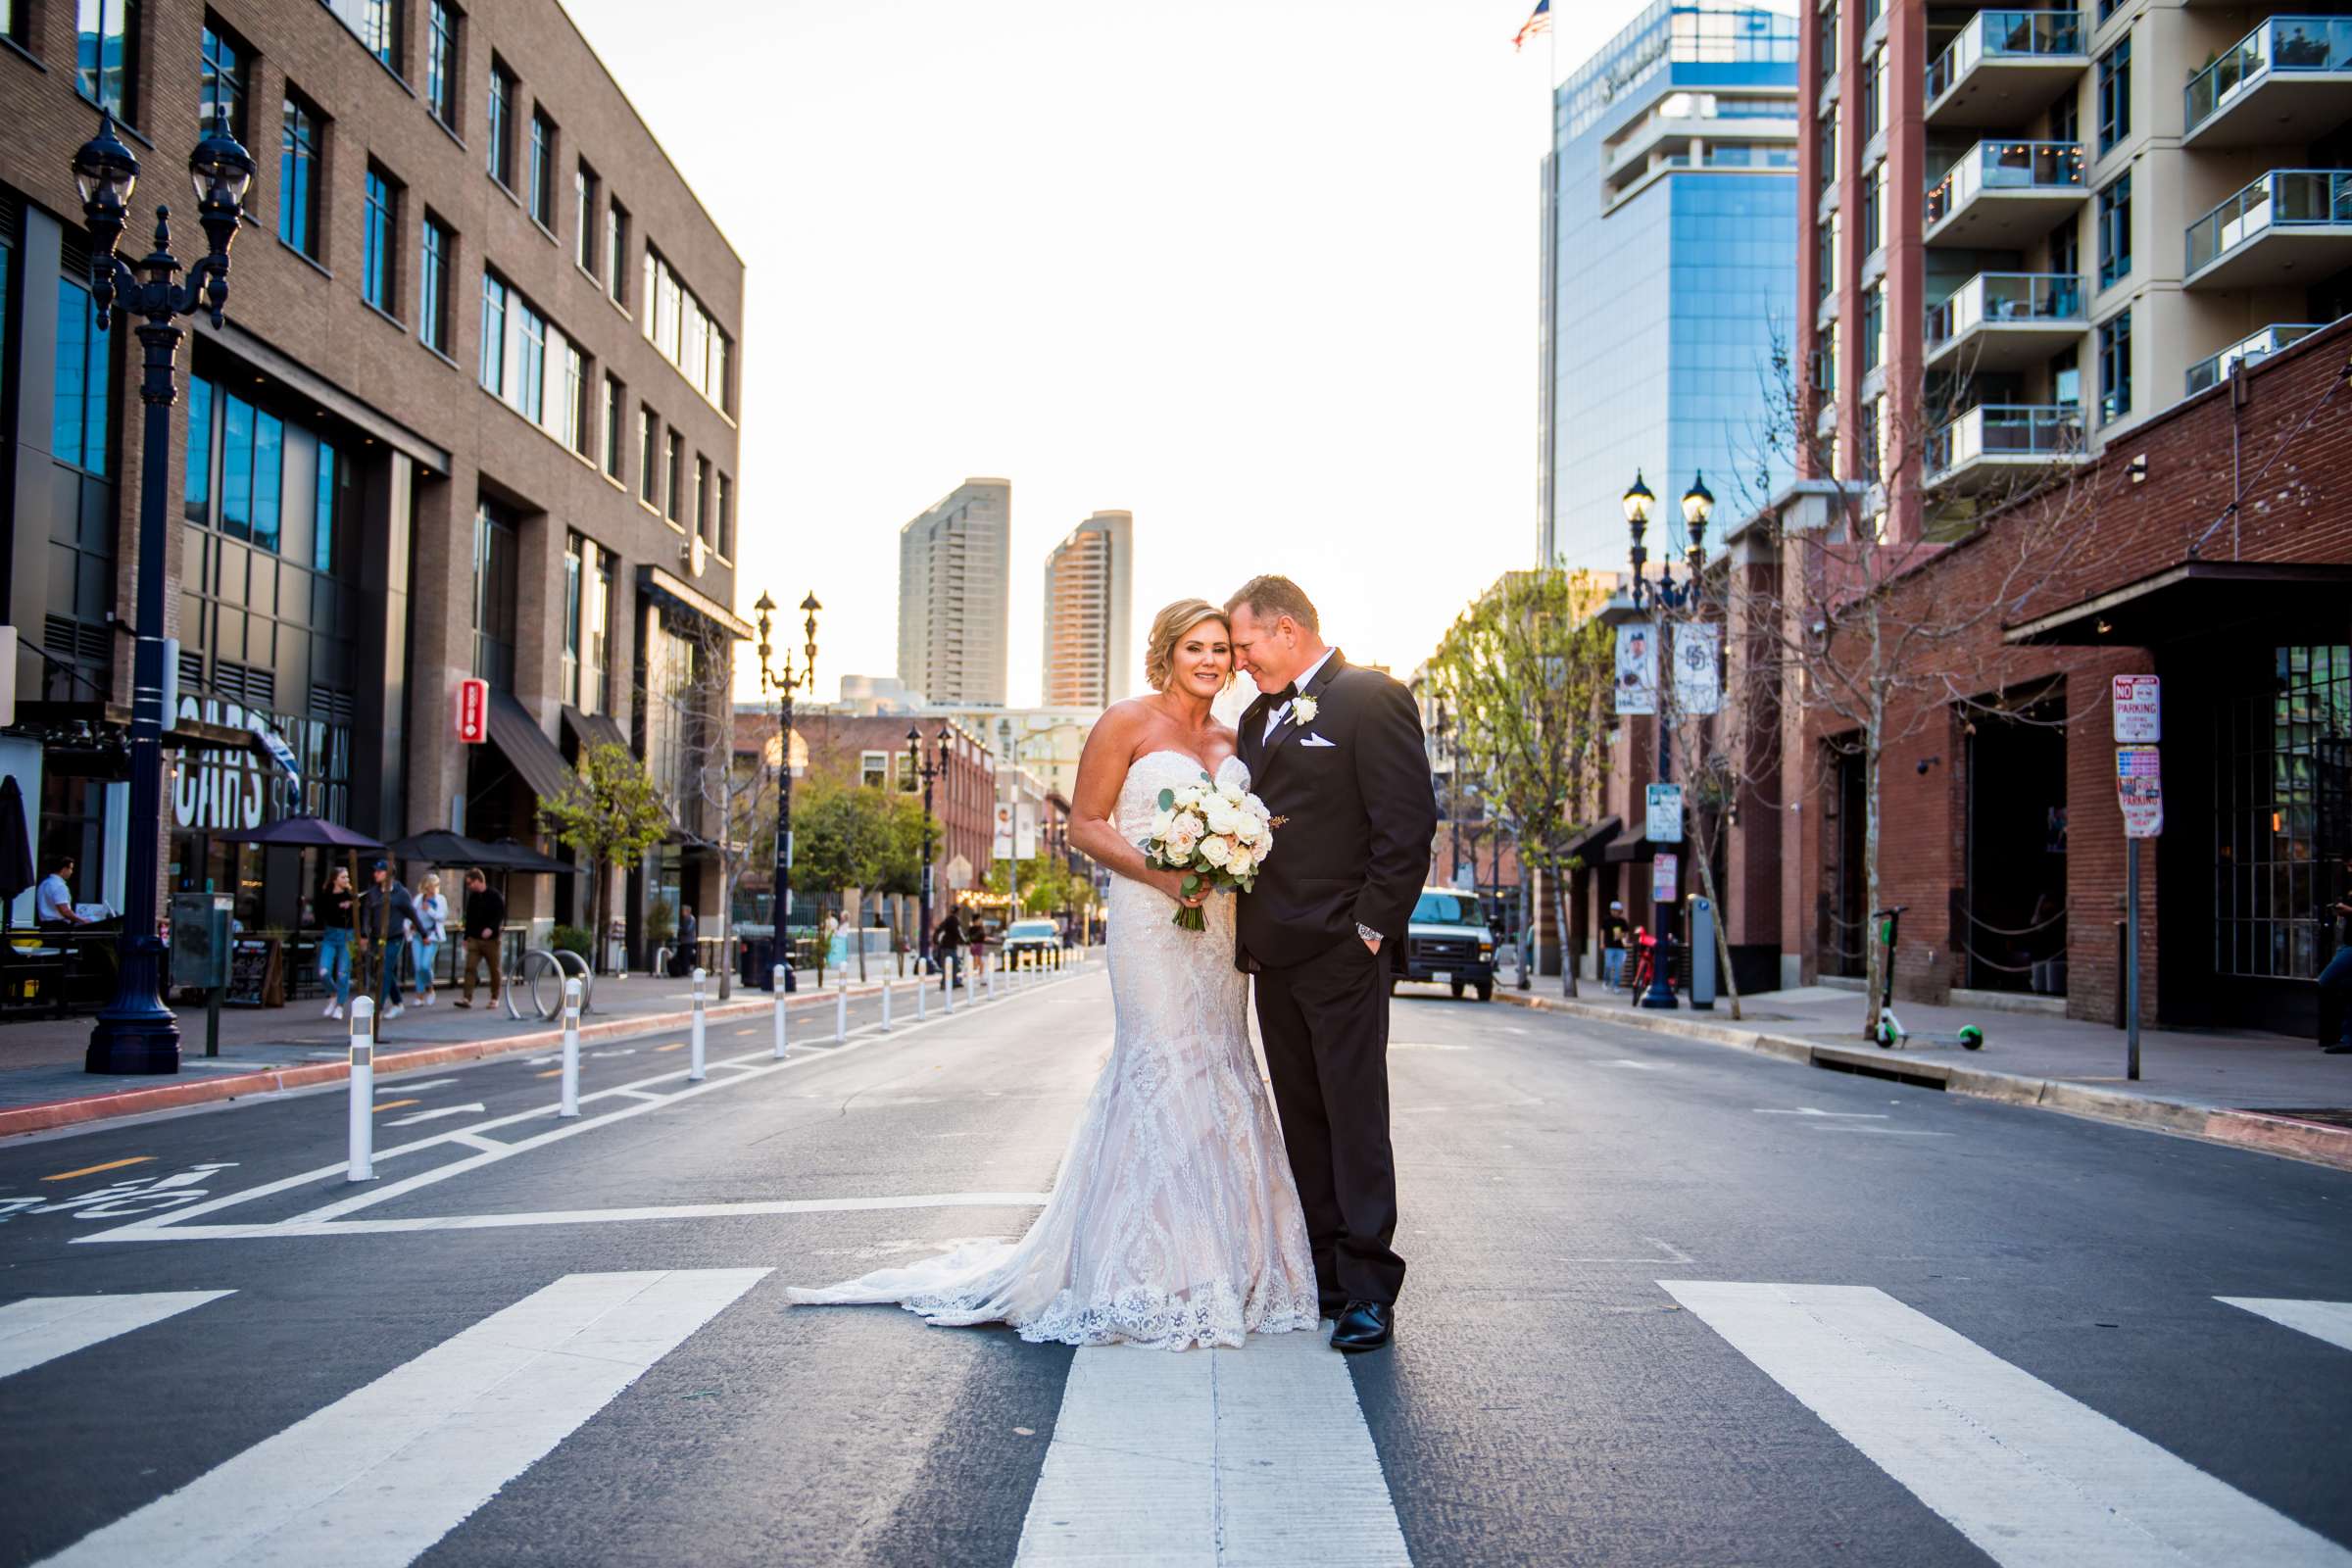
(786, 751, 1319, 1349)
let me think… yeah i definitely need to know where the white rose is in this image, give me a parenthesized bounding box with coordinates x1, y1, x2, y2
(1217, 777, 1246, 804)
(1151, 808, 1175, 839)
(1203, 802, 1242, 837)
(1229, 814, 1260, 845)
(1244, 794, 1270, 819)
(1174, 784, 1204, 808)
(1251, 837, 1273, 863)
(1199, 834, 1234, 867)
(1165, 822, 1200, 856)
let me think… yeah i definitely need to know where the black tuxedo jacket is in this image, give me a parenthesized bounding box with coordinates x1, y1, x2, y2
(1235, 651, 1438, 971)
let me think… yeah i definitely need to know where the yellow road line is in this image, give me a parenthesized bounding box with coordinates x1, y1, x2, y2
(536, 1068, 564, 1079)
(656, 1042, 686, 1053)
(42, 1155, 155, 1183)
(372, 1099, 420, 1113)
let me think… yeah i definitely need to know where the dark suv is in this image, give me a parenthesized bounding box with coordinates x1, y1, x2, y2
(1391, 888, 1496, 1001)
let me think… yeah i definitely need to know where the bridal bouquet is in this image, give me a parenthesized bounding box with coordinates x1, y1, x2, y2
(1140, 772, 1278, 930)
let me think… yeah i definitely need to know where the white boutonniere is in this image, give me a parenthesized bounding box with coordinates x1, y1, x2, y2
(1293, 695, 1319, 725)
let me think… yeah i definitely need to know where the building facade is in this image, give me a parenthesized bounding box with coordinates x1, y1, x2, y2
(1801, 0, 2352, 534)
(0, 0, 743, 962)
(897, 477, 1008, 706)
(1041, 509, 1132, 708)
(1539, 2, 1800, 570)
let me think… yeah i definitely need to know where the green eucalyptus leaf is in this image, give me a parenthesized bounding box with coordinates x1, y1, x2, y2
(1182, 872, 1201, 894)
(1156, 787, 1175, 810)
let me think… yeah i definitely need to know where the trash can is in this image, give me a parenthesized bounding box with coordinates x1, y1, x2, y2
(740, 934, 774, 990)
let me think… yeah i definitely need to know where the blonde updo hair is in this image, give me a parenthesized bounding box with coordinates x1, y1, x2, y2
(1145, 599, 1232, 693)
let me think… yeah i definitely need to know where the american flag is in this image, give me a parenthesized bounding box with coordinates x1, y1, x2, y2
(1512, 0, 1551, 51)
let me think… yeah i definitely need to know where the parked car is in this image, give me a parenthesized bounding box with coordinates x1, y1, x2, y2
(1391, 888, 1496, 1001)
(1001, 918, 1061, 964)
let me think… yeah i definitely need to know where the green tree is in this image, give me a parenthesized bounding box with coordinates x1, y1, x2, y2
(796, 778, 902, 979)
(538, 743, 674, 975)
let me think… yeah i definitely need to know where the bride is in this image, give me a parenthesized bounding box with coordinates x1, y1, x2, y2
(786, 598, 1319, 1349)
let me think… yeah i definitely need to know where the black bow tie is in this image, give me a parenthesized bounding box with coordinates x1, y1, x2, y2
(1275, 683, 1299, 703)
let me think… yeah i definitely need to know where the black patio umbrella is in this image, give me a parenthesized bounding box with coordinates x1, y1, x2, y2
(0, 775, 35, 940)
(388, 829, 504, 867)
(478, 838, 580, 875)
(215, 817, 393, 1011)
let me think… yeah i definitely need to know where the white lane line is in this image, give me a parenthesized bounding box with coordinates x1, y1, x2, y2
(0, 1292, 232, 1380)
(36, 1269, 767, 1567)
(1612, 1059, 1665, 1070)
(1661, 1281, 2352, 1568)
(1014, 1331, 1409, 1567)
(383, 1103, 487, 1127)
(377, 1078, 459, 1095)
(1753, 1107, 1889, 1119)
(1808, 1127, 1952, 1137)
(2218, 1298, 2352, 1354)
(136, 1192, 1053, 1241)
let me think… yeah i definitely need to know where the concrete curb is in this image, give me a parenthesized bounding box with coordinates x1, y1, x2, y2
(0, 969, 1022, 1142)
(1494, 988, 2352, 1173)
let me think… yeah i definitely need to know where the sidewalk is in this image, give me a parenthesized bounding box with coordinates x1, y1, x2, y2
(0, 956, 991, 1138)
(1494, 979, 2352, 1171)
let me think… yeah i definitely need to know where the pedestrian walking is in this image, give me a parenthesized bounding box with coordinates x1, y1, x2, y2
(412, 873, 448, 1006)
(1603, 901, 1631, 990)
(933, 909, 964, 991)
(455, 868, 506, 1008)
(671, 905, 699, 978)
(2321, 853, 2352, 1055)
(318, 866, 356, 1020)
(358, 860, 423, 1021)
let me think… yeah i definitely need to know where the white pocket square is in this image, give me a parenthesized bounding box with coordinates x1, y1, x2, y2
(1299, 734, 1337, 748)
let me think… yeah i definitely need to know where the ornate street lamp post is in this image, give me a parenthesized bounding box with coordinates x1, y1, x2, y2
(75, 112, 257, 1074)
(1621, 469, 1716, 1011)
(753, 590, 818, 989)
(907, 723, 947, 971)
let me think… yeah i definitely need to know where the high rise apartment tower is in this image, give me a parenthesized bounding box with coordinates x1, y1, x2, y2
(898, 478, 1010, 706)
(1041, 511, 1133, 708)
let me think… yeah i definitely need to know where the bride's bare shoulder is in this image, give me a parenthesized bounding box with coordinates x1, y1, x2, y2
(1089, 699, 1160, 744)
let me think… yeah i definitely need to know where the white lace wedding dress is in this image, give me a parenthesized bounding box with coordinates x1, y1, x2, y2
(786, 751, 1320, 1349)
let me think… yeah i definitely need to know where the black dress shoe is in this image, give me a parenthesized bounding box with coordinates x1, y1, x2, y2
(1329, 1300, 1393, 1352)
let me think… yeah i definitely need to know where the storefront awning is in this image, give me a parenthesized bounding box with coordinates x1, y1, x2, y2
(485, 693, 578, 804)
(561, 706, 630, 757)
(2003, 561, 2352, 648)
(639, 565, 755, 641)
(1564, 815, 1620, 861)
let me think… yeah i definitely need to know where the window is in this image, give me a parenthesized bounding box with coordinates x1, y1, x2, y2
(76, 0, 142, 123)
(53, 277, 112, 475)
(564, 534, 584, 706)
(694, 456, 710, 541)
(1860, 160, 1885, 255)
(418, 213, 453, 354)
(2096, 172, 2131, 288)
(4, 0, 25, 44)
(213, 388, 283, 551)
(471, 500, 519, 690)
(478, 272, 507, 392)
(2216, 646, 2352, 980)
(664, 428, 683, 520)
(860, 752, 891, 790)
(2052, 343, 2081, 408)
(278, 93, 323, 259)
(486, 58, 514, 186)
(1814, 213, 1837, 304)
(1814, 1, 1836, 87)
(1861, 280, 1885, 371)
(638, 406, 658, 505)
(1816, 109, 1838, 196)
(586, 546, 612, 712)
(2049, 214, 2080, 282)
(316, 440, 342, 572)
(601, 373, 623, 477)
(574, 162, 599, 273)
(2095, 36, 2130, 154)
(562, 340, 589, 456)
(1861, 394, 1885, 480)
(362, 165, 401, 315)
(184, 375, 213, 516)
(714, 472, 732, 559)
(605, 201, 628, 307)
(514, 297, 546, 418)
(321, 0, 401, 69)
(2049, 80, 2079, 145)
(641, 248, 731, 410)
(2097, 308, 2132, 424)
(527, 109, 556, 227)
(200, 19, 248, 139)
(1861, 43, 1884, 137)
(425, 0, 458, 127)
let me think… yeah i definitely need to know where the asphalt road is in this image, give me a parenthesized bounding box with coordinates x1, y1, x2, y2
(2, 963, 2349, 1566)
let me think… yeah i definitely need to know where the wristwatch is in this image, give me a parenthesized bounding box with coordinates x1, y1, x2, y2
(1356, 923, 1382, 943)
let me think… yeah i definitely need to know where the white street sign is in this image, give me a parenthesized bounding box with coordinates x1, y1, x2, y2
(1645, 782, 1684, 843)
(2112, 674, 2161, 743)
(2117, 745, 2163, 838)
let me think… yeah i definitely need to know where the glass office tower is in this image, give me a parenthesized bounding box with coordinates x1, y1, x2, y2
(1539, 3, 1799, 569)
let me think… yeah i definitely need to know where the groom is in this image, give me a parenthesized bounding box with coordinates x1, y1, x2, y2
(1226, 575, 1436, 1352)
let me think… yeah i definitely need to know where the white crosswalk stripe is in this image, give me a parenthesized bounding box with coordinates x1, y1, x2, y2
(2217, 1297, 2352, 1354)
(0, 1292, 232, 1381)
(36, 1268, 768, 1568)
(1663, 1280, 2352, 1568)
(1015, 1329, 1410, 1567)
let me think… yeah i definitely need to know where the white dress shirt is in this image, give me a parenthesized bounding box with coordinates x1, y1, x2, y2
(1263, 648, 1337, 742)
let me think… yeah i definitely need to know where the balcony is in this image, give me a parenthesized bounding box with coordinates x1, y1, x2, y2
(2184, 323, 2328, 395)
(2183, 170, 2352, 289)
(2182, 17, 2352, 148)
(1924, 403, 2085, 488)
(1924, 272, 2086, 372)
(1924, 11, 2086, 128)
(1925, 140, 2086, 248)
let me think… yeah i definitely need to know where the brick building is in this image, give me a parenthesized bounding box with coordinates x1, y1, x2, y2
(1, 0, 743, 964)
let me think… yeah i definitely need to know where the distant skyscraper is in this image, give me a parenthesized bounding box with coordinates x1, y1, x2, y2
(1538, 3, 1798, 569)
(1041, 511, 1133, 708)
(898, 478, 1010, 706)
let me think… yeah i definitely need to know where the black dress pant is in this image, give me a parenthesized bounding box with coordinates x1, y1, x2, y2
(1253, 935, 1405, 1308)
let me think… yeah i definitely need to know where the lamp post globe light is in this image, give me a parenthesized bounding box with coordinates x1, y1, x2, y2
(75, 111, 258, 1074)
(754, 590, 819, 990)
(1622, 469, 1716, 1011)
(907, 724, 947, 972)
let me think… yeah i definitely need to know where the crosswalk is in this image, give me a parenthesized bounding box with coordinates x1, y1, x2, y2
(6, 1276, 2350, 1566)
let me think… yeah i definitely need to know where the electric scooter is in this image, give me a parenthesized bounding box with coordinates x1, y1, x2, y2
(1870, 906, 1984, 1051)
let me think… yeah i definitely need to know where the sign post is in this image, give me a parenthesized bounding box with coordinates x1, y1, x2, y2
(2113, 675, 2162, 1082)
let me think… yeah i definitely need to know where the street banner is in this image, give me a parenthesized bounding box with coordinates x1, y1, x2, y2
(1645, 782, 1684, 843)
(992, 803, 1014, 859)
(1614, 622, 1657, 714)
(1673, 623, 1722, 715)
(1014, 802, 1038, 860)
(2112, 674, 2161, 742)
(2116, 745, 2163, 838)
(1653, 852, 1679, 904)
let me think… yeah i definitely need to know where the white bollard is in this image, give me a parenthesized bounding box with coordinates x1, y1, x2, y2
(347, 998, 376, 1182)
(881, 976, 894, 1033)
(772, 963, 789, 1059)
(560, 977, 582, 1118)
(689, 966, 708, 1082)
(916, 970, 928, 1021)
(835, 976, 849, 1043)
(988, 960, 998, 1002)
(944, 959, 956, 1014)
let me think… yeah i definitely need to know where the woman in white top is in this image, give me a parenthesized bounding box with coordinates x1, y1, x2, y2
(412, 873, 449, 1005)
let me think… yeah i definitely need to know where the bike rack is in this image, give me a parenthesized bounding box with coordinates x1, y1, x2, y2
(510, 949, 596, 1021)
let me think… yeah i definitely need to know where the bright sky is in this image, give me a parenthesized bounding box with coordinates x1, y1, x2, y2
(560, 0, 1671, 702)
